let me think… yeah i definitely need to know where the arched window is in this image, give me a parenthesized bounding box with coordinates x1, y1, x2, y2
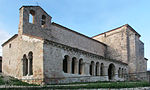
(41, 15, 46, 27)
(79, 59, 83, 75)
(72, 57, 77, 74)
(28, 51, 33, 75)
(118, 67, 121, 78)
(89, 61, 94, 76)
(63, 55, 69, 73)
(23, 54, 28, 76)
(100, 63, 104, 76)
(96, 62, 100, 76)
(108, 63, 115, 80)
(29, 10, 35, 24)
(9, 44, 11, 48)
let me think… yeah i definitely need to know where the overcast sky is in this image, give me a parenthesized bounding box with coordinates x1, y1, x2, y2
(0, 0, 149, 70)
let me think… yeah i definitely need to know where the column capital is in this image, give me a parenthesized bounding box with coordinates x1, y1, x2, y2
(104, 66, 108, 68)
(75, 60, 78, 63)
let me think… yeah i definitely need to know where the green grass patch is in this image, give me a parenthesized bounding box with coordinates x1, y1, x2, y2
(0, 76, 5, 85)
(0, 74, 149, 89)
(9, 78, 37, 86)
(47, 81, 150, 89)
(0, 74, 37, 86)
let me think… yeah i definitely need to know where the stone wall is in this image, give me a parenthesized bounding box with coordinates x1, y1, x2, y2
(2, 34, 44, 84)
(92, 26, 128, 63)
(2, 35, 21, 77)
(93, 25, 147, 74)
(135, 35, 146, 73)
(127, 28, 147, 73)
(127, 28, 137, 73)
(20, 35, 44, 81)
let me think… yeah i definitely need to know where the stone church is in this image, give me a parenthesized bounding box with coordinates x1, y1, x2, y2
(1, 6, 148, 84)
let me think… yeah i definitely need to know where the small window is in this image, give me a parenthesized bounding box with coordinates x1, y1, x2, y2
(9, 44, 11, 48)
(41, 15, 46, 27)
(29, 10, 35, 24)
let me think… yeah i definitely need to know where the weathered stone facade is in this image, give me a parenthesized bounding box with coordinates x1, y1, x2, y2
(92, 25, 147, 74)
(1, 6, 147, 84)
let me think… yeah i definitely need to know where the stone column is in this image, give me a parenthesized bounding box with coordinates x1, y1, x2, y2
(120, 69, 123, 78)
(114, 68, 118, 80)
(118, 69, 120, 78)
(99, 64, 101, 76)
(123, 69, 125, 78)
(84, 62, 90, 75)
(67, 59, 71, 73)
(103, 66, 108, 76)
(92, 64, 95, 76)
(97, 65, 100, 76)
(27, 59, 30, 76)
(81, 63, 85, 75)
(75, 60, 79, 74)
(103, 66, 108, 80)
(22, 58, 24, 76)
(124, 69, 127, 80)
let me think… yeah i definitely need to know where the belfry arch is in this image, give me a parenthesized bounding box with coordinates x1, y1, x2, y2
(108, 63, 115, 80)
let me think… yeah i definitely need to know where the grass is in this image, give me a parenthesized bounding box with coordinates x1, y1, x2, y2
(0, 74, 149, 89)
(0, 76, 5, 85)
(46, 81, 150, 89)
(0, 75, 36, 86)
(8, 78, 37, 86)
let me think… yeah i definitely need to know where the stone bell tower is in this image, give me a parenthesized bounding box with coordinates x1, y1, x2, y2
(18, 6, 52, 35)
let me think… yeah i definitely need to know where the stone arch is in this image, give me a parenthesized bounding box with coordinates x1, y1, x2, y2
(23, 54, 28, 76)
(63, 55, 69, 73)
(90, 61, 95, 76)
(95, 62, 100, 76)
(79, 59, 84, 75)
(29, 10, 35, 24)
(100, 63, 104, 76)
(28, 51, 33, 75)
(72, 57, 77, 74)
(108, 63, 115, 80)
(118, 67, 121, 78)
